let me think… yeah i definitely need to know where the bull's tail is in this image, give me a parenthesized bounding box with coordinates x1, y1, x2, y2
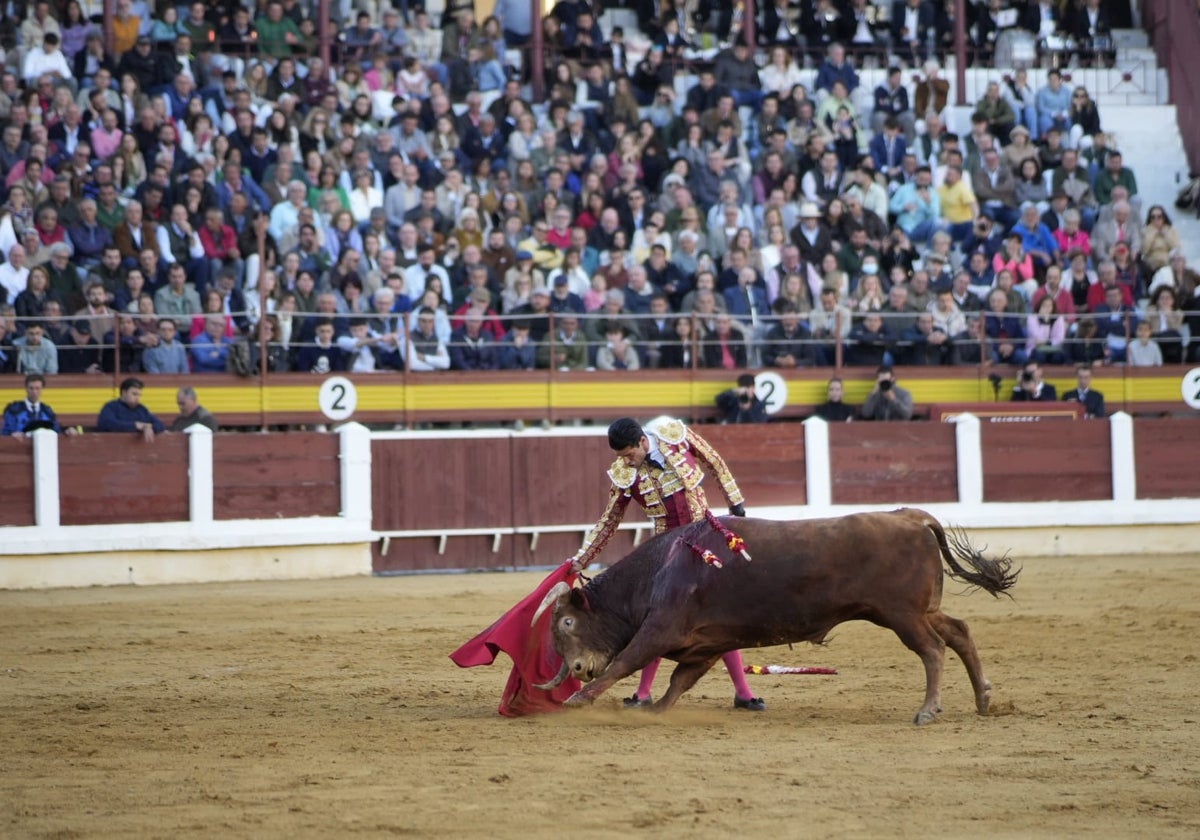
(926, 519, 1019, 598)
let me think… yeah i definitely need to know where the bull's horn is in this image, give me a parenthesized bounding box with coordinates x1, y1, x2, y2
(533, 659, 570, 691)
(531, 582, 572, 627)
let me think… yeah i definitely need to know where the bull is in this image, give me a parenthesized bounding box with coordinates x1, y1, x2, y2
(533, 508, 1018, 724)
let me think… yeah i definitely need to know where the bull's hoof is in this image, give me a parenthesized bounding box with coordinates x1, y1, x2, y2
(734, 696, 767, 712)
(563, 691, 594, 708)
(622, 694, 653, 709)
(913, 709, 940, 726)
(976, 678, 993, 714)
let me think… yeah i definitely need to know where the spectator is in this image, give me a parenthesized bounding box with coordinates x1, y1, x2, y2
(1143, 287, 1186, 364)
(1091, 201, 1141, 265)
(1094, 151, 1138, 208)
(974, 82, 1016, 145)
(889, 166, 942, 243)
(97, 376, 165, 440)
(812, 377, 854, 421)
(1149, 250, 1198, 301)
(14, 321, 57, 375)
(2, 373, 80, 437)
(1126, 321, 1163, 367)
(497, 320, 537, 371)
(762, 302, 815, 368)
(141, 318, 189, 374)
(716, 373, 769, 424)
(1062, 365, 1107, 418)
(1025, 297, 1068, 365)
(1140, 206, 1181, 275)
(403, 306, 451, 371)
(448, 309, 498, 371)
(595, 322, 640, 372)
(814, 43, 859, 95)
(861, 364, 913, 421)
(170, 386, 218, 432)
(1036, 69, 1072, 138)
(190, 314, 233, 373)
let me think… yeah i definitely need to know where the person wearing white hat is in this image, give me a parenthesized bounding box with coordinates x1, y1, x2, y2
(789, 202, 834, 266)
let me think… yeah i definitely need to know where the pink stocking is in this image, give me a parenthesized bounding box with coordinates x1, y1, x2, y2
(723, 650, 755, 700)
(635, 657, 661, 699)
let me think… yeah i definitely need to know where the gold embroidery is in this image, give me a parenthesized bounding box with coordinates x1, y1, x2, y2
(647, 417, 687, 445)
(608, 460, 636, 489)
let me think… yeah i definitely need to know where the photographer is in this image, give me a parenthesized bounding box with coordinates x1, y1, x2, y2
(861, 364, 914, 421)
(1011, 360, 1058, 402)
(716, 373, 769, 424)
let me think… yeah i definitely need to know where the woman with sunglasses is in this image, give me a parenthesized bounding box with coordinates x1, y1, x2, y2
(1068, 88, 1102, 151)
(1140, 206, 1181, 275)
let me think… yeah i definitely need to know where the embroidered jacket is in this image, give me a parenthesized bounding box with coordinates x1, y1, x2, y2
(573, 417, 744, 567)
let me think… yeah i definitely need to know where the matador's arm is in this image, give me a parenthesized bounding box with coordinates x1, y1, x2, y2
(686, 427, 745, 510)
(571, 486, 632, 571)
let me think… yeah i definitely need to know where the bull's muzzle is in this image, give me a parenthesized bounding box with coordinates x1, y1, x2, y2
(533, 659, 570, 691)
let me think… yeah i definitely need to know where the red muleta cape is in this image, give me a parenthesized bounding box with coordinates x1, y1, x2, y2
(449, 564, 582, 717)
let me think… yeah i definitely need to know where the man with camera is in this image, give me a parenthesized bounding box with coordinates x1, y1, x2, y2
(1011, 360, 1058, 402)
(716, 373, 769, 424)
(861, 364, 914, 421)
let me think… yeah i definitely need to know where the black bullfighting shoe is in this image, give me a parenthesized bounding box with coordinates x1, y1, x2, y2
(623, 694, 653, 708)
(733, 696, 767, 711)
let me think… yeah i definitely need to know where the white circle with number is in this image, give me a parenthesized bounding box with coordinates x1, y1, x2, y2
(754, 371, 789, 416)
(318, 376, 358, 421)
(1182, 368, 1200, 410)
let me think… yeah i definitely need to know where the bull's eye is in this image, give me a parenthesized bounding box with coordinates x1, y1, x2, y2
(562, 617, 574, 629)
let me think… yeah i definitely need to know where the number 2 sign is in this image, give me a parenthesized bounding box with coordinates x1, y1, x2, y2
(1182, 368, 1200, 410)
(318, 376, 358, 421)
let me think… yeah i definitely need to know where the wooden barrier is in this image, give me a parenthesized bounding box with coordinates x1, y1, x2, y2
(213, 433, 341, 520)
(830, 423, 958, 505)
(980, 421, 1113, 502)
(0, 441, 35, 527)
(1132, 417, 1200, 499)
(6, 416, 1200, 582)
(59, 434, 190, 525)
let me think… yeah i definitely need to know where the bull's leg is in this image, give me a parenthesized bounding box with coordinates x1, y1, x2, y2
(892, 617, 946, 725)
(654, 657, 721, 711)
(930, 611, 992, 715)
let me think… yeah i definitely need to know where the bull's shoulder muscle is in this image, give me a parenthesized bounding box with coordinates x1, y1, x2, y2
(607, 460, 638, 489)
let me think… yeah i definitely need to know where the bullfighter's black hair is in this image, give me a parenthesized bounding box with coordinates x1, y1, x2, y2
(607, 417, 643, 450)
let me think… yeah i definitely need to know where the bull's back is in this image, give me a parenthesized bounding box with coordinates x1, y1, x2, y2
(664, 510, 943, 650)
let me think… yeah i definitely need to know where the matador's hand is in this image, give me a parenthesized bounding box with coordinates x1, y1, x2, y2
(568, 553, 587, 573)
(729, 503, 746, 517)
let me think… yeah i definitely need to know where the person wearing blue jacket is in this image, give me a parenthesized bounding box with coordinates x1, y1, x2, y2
(97, 377, 166, 441)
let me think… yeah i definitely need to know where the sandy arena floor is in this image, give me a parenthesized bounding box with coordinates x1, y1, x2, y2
(1, 552, 1198, 839)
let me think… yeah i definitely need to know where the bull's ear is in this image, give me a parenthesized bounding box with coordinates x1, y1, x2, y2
(569, 588, 592, 612)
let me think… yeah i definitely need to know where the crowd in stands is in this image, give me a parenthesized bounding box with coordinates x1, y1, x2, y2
(0, 0, 1196, 385)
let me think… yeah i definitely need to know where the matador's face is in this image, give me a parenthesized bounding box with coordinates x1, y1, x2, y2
(614, 437, 651, 469)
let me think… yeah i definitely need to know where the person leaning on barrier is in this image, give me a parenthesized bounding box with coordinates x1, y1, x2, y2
(861, 364, 913, 421)
(97, 377, 166, 441)
(170, 386, 218, 433)
(2, 373, 79, 438)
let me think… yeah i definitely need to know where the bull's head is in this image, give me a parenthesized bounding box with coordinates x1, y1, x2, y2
(531, 582, 616, 690)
